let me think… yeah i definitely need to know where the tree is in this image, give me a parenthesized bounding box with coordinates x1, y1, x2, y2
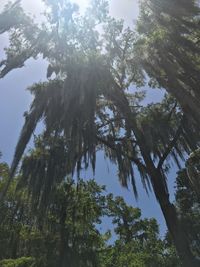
(103, 196, 181, 267)
(136, 0, 200, 125)
(0, 161, 107, 267)
(0, 1, 199, 265)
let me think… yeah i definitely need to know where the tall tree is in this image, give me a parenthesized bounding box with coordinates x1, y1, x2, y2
(0, 1, 199, 265)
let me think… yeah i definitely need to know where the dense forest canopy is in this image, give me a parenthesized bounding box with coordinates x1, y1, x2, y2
(0, 0, 200, 266)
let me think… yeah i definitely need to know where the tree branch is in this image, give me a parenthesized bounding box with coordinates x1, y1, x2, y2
(96, 135, 147, 172)
(157, 116, 185, 170)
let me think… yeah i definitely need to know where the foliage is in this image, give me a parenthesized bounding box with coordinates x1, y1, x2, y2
(0, 0, 199, 200)
(0, 163, 106, 267)
(0, 257, 36, 267)
(136, 0, 200, 125)
(175, 150, 200, 257)
(0, 156, 181, 267)
(0, 0, 200, 265)
(103, 196, 181, 267)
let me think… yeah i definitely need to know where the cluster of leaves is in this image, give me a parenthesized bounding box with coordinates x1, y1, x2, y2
(0, 257, 35, 267)
(103, 196, 180, 267)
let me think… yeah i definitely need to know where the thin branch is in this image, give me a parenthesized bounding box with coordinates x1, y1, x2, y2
(110, 137, 137, 144)
(97, 116, 125, 130)
(96, 135, 147, 172)
(166, 101, 178, 122)
(157, 116, 185, 170)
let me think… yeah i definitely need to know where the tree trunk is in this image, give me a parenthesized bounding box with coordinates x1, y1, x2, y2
(150, 167, 200, 267)
(136, 139, 200, 266)
(59, 207, 69, 267)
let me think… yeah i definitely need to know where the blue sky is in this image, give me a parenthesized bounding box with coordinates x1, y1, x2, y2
(0, 0, 178, 236)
